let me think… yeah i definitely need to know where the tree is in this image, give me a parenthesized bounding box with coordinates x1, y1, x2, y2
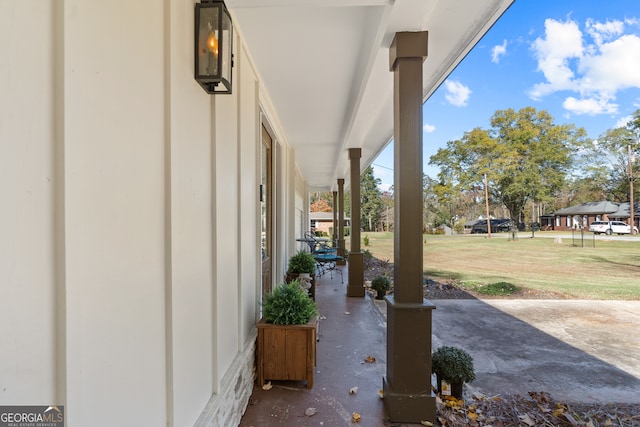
(360, 166, 383, 231)
(560, 174, 609, 206)
(380, 190, 394, 231)
(310, 191, 333, 212)
(426, 173, 489, 232)
(429, 107, 586, 228)
(579, 118, 639, 202)
(423, 175, 443, 230)
(423, 175, 458, 230)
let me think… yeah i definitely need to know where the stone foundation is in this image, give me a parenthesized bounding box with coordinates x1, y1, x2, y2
(195, 331, 256, 427)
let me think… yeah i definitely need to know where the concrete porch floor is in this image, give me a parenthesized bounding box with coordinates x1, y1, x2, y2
(240, 266, 388, 427)
(239, 266, 640, 426)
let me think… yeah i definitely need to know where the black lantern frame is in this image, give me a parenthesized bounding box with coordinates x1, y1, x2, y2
(195, 0, 233, 94)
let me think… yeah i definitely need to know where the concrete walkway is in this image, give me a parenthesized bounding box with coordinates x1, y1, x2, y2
(432, 299, 640, 403)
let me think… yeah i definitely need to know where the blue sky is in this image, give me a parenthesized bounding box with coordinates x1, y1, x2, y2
(372, 0, 640, 191)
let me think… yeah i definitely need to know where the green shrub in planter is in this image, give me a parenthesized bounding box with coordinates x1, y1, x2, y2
(263, 281, 318, 325)
(371, 275, 391, 299)
(431, 346, 476, 385)
(287, 250, 316, 274)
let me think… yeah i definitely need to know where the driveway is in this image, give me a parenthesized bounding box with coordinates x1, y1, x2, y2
(431, 299, 640, 403)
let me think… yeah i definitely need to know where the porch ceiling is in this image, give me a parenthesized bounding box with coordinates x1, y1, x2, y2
(228, 0, 514, 191)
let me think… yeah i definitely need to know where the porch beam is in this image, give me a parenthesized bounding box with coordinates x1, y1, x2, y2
(229, 0, 393, 8)
(383, 31, 436, 424)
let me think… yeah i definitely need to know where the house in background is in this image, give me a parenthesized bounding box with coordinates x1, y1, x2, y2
(310, 211, 350, 237)
(551, 201, 639, 230)
(0, 1, 513, 426)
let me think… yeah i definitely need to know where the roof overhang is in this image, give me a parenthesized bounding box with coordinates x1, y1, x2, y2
(228, 0, 514, 190)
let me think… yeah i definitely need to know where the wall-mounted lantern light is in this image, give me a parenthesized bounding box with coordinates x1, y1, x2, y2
(195, 0, 233, 94)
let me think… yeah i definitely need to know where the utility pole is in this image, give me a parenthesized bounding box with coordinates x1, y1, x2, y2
(629, 144, 636, 235)
(484, 173, 491, 238)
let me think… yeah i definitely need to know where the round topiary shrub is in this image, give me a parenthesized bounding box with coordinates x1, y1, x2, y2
(263, 281, 318, 325)
(371, 275, 391, 299)
(287, 250, 317, 274)
(431, 346, 476, 384)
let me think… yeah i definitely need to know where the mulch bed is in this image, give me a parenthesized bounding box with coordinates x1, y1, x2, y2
(432, 391, 640, 427)
(363, 256, 569, 300)
(363, 257, 640, 427)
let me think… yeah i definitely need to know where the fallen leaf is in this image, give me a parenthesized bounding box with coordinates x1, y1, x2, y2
(420, 421, 434, 426)
(261, 381, 272, 391)
(377, 389, 384, 398)
(538, 403, 551, 413)
(349, 386, 358, 394)
(304, 407, 317, 417)
(445, 398, 464, 409)
(352, 412, 361, 423)
(563, 413, 578, 425)
(364, 355, 376, 363)
(518, 414, 536, 426)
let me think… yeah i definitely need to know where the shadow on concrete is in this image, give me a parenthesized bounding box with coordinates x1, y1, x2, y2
(431, 299, 640, 404)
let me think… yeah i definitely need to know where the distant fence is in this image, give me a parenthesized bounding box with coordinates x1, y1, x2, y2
(571, 228, 595, 248)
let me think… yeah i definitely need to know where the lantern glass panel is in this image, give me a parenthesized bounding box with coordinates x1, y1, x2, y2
(197, 7, 220, 77)
(221, 11, 232, 83)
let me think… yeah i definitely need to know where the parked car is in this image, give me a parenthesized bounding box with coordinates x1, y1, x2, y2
(588, 220, 637, 235)
(470, 219, 512, 234)
(529, 222, 541, 231)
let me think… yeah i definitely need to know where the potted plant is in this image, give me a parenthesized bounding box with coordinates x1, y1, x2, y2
(370, 275, 391, 300)
(431, 346, 476, 398)
(286, 250, 317, 299)
(257, 281, 319, 388)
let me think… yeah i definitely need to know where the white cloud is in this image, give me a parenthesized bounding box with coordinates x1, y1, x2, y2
(614, 115, 632, 128)
(529, 17, 640, 116)
(578, 34, 640, 94)
(444, 80, 471, 107)
(491, 39, 508, 63)
(625, 17, 640, 27)
(586, 18, 624, 46)
(423, 123, 436, 133)
(562, 96, 617, 115)
(529, 18, 583, 99)
(378, 183, 392, 192)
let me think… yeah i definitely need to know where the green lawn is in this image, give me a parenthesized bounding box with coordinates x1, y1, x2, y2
(358, 231, 640, 300)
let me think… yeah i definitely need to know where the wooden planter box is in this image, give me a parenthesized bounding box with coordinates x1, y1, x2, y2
(256, 317, 317, 388)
